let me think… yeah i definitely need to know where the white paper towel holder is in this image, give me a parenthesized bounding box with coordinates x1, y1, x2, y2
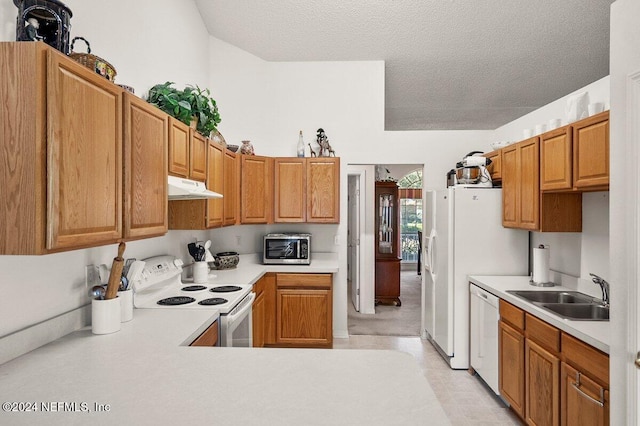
(530, 244, 555, 287)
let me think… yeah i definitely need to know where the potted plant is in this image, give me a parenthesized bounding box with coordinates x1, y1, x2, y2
(146, 82, 221, 136)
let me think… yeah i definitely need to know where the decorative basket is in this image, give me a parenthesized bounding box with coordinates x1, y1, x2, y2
(69, 37, 117, 82)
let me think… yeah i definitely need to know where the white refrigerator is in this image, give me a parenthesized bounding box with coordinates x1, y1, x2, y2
(423, 187, 528, 369)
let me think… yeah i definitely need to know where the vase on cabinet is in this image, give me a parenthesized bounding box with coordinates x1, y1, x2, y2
(240, 140, 255, 155)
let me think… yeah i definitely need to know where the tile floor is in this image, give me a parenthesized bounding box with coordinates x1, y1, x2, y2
(333, 335, 522, 425)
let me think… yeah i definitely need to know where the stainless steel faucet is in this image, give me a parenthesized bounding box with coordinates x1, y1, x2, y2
(589, 273, 610, 307)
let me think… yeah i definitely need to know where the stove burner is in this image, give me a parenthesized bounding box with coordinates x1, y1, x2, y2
(157, 296, 196, 306)
(210, 285, 242, 293)
(198, 297, 228, 306)
(182, 285, 207, 292)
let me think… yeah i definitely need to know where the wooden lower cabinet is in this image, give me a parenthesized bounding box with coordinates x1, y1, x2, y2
(498, 300, 609, 425)
(253, 273, 276, 347)
(375, 258, 401, 305)
(499, 320, 526, 418)
(275, 273, 333, 348)
(190, 320, 219, 347)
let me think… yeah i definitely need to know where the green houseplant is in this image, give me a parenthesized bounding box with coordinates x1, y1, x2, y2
(146, 82, 221, 136)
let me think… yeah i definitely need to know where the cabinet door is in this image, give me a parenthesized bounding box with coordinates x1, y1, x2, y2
(306, 157, 340, 223)
(274, 158, 306, 222)
(541, 126, 573, 191)
(190, 130, 207, 181)
(276, 288, 332, 347)
(190, 320, 219, 346)
(499, 320, 525, 419)
(206, 140, 224, 228)
(168, 118, 189, 178)
(123, 93, 168, 240)
(223, 149, 240, 226)
(518, 137, 540, 230)
(252, 289, 265, 348)
(573, 111, 609, 190)
(241, 155, 273, 224)
(375, 181, 400, 258)
(485, 150, 502, 181)
(47, 50, 123, 250)
(526, 339, 560, 426)
(262, 273, 277, 345)
(560, 363, 609, 426)
(502, 145, 519, 228)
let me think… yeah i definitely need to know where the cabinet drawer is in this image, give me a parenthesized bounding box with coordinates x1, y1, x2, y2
(500, 300, 525, 332)
(526, 313, 560, 353)
(561, 333, 609, 387)
(276, 273, 332, 289)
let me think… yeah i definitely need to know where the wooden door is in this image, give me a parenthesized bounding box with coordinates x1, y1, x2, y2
(485, 150, 502, 181)
(47, 49, 123, 250)
(572, 111, 609, 190)
(252, 288, 265, 348)
(307, 157, 340, 223)
(560, 363, 609, 426)
(276, 288, 332, 347)
(540, 126, 573, 191)
(274, 158, 306, 222)
(502, 144, 518, 228)
(190, 130, 207, 181)
(240, 155, 273, 224)
(206, 140, 224, 228)
(262, 273, 277, 345)
(499, 320, 525, 419)
(223, 149, 240, 226)
(526, 339, 560, 426)
(168, 118, 189, 178)
(190, 320, 219, 346)
(518, 137, 540, 230)
(123, 93, 168, 240)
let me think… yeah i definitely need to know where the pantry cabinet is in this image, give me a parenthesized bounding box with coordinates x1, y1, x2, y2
(540, 111, 609, 192)
(241, 155, 274, 224)
(274, 157, 340, 223)
(498, 300, 609, 425)
(0, 42, 135, 254)
(123, 93, 168, 239)
(502, 137, 582, 232)
(275, 273, 333, 348)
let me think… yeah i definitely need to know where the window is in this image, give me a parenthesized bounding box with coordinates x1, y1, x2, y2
(398, 169, 422, 262)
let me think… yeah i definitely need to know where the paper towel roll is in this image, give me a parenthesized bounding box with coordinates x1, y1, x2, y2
(532, 246, 550, 284)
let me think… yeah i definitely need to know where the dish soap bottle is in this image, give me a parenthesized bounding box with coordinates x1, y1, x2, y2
(297, 131, 305, 157)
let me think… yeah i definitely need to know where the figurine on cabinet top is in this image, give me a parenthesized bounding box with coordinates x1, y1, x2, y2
(25, 17, 43, 41)
(313, 128, 336, 157)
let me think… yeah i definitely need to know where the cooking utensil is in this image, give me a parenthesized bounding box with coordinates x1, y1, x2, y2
(122, 258, 136, 279)
(197, 245, 206, 261)
(105, 242, 126, 300)
(187, 242, 199, 261)
(89, 285, 106, 300)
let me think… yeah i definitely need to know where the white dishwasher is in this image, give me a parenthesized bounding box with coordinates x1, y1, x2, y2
(469, 283, 500, 395)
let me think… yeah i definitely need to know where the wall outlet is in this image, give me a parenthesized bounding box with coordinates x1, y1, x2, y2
(334, 235, 340, 245)
(85, 264, 101, 288)
(235, 235, 241, 246)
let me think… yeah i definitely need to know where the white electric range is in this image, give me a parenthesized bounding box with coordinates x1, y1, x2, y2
(132, 255, 254, 347)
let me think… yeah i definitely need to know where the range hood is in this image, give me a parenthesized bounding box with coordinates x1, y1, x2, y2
(168, 175, 223, 200)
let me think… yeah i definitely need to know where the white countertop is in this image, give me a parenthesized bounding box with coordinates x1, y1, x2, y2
(0, 308, 449, 425)
(205, 252, 339, 286)
(468, 275, 610, 354)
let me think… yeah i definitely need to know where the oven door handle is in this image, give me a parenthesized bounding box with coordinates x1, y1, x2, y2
(226, 292, 255, 327)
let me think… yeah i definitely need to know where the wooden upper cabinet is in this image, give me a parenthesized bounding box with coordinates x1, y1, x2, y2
(541, 126, 573, 191)
(502, 138, 539, 230)
(223, 149, 240, 226)
(306, 157, 340, 223)
(573, 111, 609, 191)
(123, 93, 168, 240)
(241, 155, 274, 224)
(501, 145, 519, 228)
(484, 150, 502, 181)
(274, 158, 306, 222)
(47, 46, 123, 251)
(206, 139, 224, 228)
(168, 118, 190, 178)
(190, 130, 208, 181)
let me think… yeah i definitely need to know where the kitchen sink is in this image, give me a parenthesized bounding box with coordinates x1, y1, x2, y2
(506, 290, 595, 304)
(506, 290, 609, 321)
(541, 303, 610, 321)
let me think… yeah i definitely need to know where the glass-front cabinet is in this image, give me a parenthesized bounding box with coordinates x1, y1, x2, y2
(374, 181, 401, 305)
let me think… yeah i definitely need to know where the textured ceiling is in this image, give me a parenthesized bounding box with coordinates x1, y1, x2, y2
(195, 0, 613, 130)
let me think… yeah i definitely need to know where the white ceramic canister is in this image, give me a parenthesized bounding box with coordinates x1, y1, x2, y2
(92, 297, 121, 335)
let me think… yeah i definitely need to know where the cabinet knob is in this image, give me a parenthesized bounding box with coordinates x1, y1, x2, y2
(635, 352, 640, 369)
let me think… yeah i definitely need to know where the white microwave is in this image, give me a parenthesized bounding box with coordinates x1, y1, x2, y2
(263, 233, 311, 265)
